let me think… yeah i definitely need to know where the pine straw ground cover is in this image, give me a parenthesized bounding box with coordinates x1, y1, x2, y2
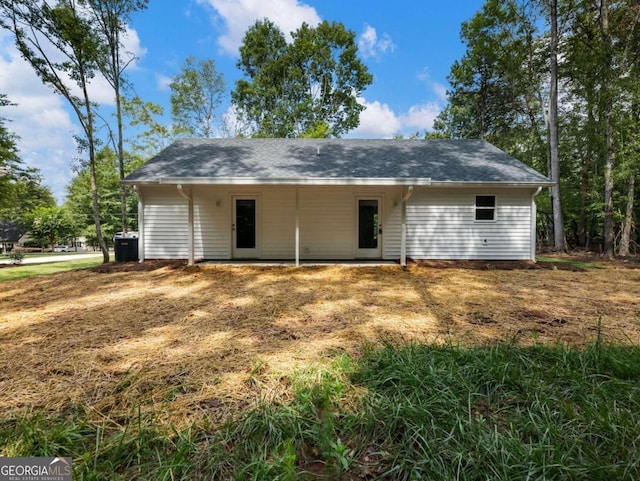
(0, 260, 638, 429)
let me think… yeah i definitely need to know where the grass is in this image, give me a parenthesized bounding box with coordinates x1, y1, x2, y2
(536, 255, 608, 269)
(0, 257, 104, 282)
(2, 338, 640, 480)
(1, 262, 639, 478)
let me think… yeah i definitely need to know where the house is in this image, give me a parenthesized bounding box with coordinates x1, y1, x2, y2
(0, 220, 26, 254)
(123, 138, 552, 266)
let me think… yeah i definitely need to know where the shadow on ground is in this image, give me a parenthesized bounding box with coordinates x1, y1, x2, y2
(0, 261, 638, 426)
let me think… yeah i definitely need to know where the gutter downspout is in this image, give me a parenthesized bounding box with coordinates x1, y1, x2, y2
(531, 187, 543, 262)
(177, 184, 195, 266)
(401, 186, 414, 267)
(133, 185, 144, 262)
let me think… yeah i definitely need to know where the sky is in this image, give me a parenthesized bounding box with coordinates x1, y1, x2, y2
(0, 0, 486, 203)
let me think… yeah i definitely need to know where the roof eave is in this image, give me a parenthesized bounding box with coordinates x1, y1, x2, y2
(429, 181, 554, 188)
(124, 176, 433, 186)
(123, 178, 553, 188)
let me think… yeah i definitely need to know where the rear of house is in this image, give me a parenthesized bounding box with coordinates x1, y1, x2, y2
(124, 139, 551, 265)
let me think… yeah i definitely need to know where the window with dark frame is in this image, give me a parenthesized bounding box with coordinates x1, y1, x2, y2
(475, 195, 496, 221)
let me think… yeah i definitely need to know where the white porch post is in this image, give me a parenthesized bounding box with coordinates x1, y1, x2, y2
(177, 184, 194, 266)
(531, 187, 542, 261)
(401, 202, 407, 267)
(134, 185, 145, 262)
(401, 186, 414, 267)
(295, 187, 300, 267)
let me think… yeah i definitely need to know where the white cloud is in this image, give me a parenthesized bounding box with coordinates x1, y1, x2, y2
(87, 25, 147, 104)
(0, 32, 77, 203)
(198, 0, 321, 55)
(358, 24, 396, 60)
(417, 66, 430, 83)
(350, 94, 444, 139)
(350, 99, 401, 138)
(155, 74, 173, 91)
(417, 67, 448, 103)
(432, 82, 448, 103)
(121, 26, 147, 69)
(399, 103, 441, 131)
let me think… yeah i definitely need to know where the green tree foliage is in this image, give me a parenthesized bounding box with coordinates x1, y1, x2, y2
(0, 0, 110, 262)
(170, 56, 226, 138)
(0, 94, 21, 175)
(435, 0, 547, 167)
(561, 0, 640, 255)
(436, 0, 640, 255)
(0, 94, 56, 222)
(24, 206, 76, 250)
(232, 19, 373, 138)
(0, 171, 56, 223)
(89, 0, 149, 234)
(65, 147, 139, 243)
(122, 96, 173, 158)
(0, 94, 23, 204)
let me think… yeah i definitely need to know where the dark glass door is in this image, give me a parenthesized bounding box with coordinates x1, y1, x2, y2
(235, 199, 256, 249)
(358, 199, 379, 250)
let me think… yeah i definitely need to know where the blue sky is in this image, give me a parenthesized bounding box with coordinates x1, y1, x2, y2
(0, 0, 485, 203)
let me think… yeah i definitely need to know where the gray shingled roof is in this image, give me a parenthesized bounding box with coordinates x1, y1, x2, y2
(124, 138, 551, 185)
(0, 220, 26, 242)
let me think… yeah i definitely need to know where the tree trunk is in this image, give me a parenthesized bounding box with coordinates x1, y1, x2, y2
(111, 23, 128, 235)
(618, 175, 635, 256)
(579, 105, 595, 248)
(116, 74, 128, 234)
(548, 0, 565, 252)
(88, 135, 110, 263)
(599, 0, 616, 259)
(81, 72, 109, 263)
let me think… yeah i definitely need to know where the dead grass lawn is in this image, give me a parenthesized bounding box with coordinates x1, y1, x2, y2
(1, 261, 639, 426)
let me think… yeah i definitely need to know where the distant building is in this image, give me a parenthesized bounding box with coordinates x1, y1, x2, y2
(0, 220, 26, 254)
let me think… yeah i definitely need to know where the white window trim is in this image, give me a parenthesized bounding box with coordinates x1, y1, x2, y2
(474, 194, 497, 223)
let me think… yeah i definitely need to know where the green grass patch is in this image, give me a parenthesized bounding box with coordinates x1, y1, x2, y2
(0, 258, 104, 282)
(2, 341, 640, 479)
(536, 255, 607, 269)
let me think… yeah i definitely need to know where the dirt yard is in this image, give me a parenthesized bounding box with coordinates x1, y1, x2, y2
(1, 260, 639, 426)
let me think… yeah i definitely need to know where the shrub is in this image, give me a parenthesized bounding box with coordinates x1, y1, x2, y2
(8, 251, 25, 265)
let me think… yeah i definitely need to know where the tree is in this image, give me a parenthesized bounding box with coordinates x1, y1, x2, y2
(122, 96, 173, 158)
(89, 0, 149, 235)
(434, 0, 548, 165)
(598, 0, 616, 258)
(65, 147, 139, 242)
(232, 19, 373, 138)
(0, 170, 56, 223)
(0, 0, 110, 263)
(1, 94, 56, 225)
(437, 0, 640, 254)
(0, 94, 20, 170)
(0, 94, 22, 202)
(546, 0, 566, 251)
(433, 0, 559, 241)
(170, 56, 226, 138)
(25, 206, 76, 251)
(563, 0, 640, 255)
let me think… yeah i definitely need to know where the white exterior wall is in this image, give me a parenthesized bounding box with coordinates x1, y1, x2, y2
(401, 187, 535, 260)
(141, 186, 189, 259)
(138, 185, 535, 261)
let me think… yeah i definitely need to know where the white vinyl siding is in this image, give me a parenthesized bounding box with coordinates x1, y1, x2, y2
(193, 188, 230, 259)
(261, 189, 296, 259)
(142, 186, 189, 259)
(403, 188, 533, 260)
(298, 188, 353, 259)
(137, 185, 535, 261)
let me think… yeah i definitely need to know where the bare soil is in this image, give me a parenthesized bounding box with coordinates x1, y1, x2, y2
(1, 259, 639, 426)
